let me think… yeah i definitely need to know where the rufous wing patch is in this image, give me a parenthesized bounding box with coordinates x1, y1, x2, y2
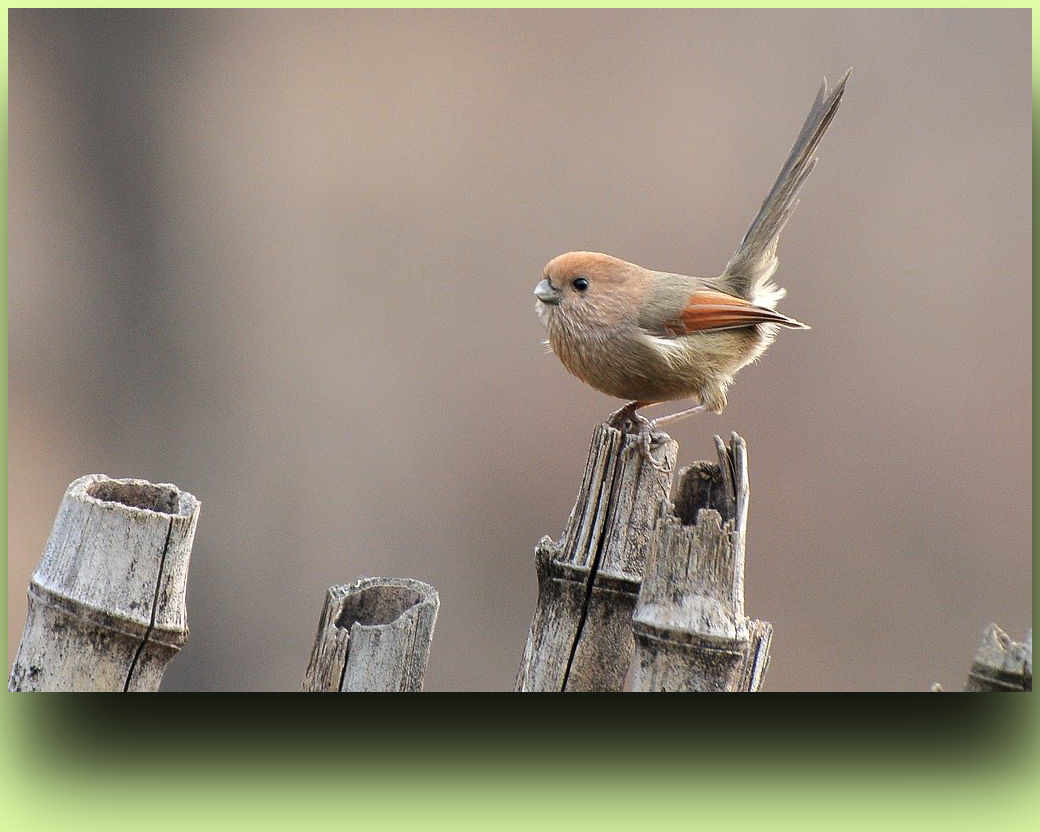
(675, 290, 809, 333)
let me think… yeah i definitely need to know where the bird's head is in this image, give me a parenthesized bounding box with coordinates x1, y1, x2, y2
(534, 251, 646, 327)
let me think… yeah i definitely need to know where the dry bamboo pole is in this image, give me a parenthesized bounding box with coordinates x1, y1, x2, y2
(303, 577, 439, 692)
(516, 423, 678, 691)
(933, 624, 1032, 692)
(632, 433, 772, 691)
(963, 625, 1031, 691)
(8, 475, 200, 692)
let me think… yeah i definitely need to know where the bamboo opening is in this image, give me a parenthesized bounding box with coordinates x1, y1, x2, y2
(87, 479, 181, 515)
(336, 584, 423, 630)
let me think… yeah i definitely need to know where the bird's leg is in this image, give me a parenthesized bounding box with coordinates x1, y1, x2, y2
(651, 402, 708, 426)
(632, 400, 712, 472)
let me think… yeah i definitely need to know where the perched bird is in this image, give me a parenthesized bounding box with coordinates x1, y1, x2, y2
(535, 69, 851, 458)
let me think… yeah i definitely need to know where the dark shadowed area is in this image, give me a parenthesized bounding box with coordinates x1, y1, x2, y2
(8, 8, 1031, 691)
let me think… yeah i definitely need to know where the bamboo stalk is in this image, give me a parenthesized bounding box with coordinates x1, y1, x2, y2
(8, 475, 199, 692)
(303, 577, 439, 692)
(933, 624, 1032, 692)
(632, 434, 772, 691)
(516, 423, 678, 691)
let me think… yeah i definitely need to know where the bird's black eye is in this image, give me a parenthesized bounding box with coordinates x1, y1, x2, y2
(572, 277, 589, 292)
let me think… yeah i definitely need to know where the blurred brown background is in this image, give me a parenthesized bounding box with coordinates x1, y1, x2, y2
(8, 9, 1030, 691)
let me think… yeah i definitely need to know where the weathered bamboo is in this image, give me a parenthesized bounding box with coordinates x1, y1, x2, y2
(632, 433, 772, 691)
(516, 423, 678, 691)
(303, 577, 439, 692)
(8, 475, 200, 692)
(934, 624, 1032, 692)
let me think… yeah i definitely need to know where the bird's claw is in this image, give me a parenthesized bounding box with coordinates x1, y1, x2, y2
(606, 402, 641, 432)
(606, 402, 672, 472)
(634, 420, 673, 473)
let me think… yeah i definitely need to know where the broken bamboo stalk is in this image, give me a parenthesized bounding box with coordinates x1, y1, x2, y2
(303, 577, 439, 692)
(516, 423, 678, 691)
(963, 625, 1031, 691)
(932, 624, 1032, 692)
(8, 474, 200, 692)
(632, 433, 772, 691)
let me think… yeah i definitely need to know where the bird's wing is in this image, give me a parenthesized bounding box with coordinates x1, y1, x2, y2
(666, 289, 809, 334)
(721, 68, 851, 301)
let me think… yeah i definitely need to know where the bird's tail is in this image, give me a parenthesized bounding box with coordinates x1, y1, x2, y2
(721, 68, 852, 305)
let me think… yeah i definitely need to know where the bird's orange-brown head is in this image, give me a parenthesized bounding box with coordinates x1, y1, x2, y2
(534, 251, 650, 328)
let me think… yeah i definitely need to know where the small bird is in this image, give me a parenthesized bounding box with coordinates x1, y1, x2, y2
(535, 69, 851, 459)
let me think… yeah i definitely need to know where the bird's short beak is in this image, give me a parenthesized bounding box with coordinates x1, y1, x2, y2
(534, 278, 562, 305)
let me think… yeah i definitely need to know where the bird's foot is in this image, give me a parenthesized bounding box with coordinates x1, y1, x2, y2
(605, 401, 672, 471)
(606, 401, 644, 432)
(634, 419, 674, 473)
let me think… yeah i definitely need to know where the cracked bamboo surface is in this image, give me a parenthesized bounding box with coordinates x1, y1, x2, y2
(516, 423, 677, 691)
(304, 577, 439, 692)
(8, 475, 199, 692)
(933, 624, 1032, 692)
(633, 434, 772, 691)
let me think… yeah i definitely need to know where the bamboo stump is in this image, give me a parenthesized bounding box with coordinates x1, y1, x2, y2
(963, 625, 1031, 691)
(632, 433, 772, 691)
(9, 475, 200, 692)
(516, 423, 678, 692)
(932, 624, 1032, 692)
(303, 577, 439, 692)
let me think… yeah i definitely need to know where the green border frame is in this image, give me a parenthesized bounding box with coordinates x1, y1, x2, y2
(2, 4, 1035, 830)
